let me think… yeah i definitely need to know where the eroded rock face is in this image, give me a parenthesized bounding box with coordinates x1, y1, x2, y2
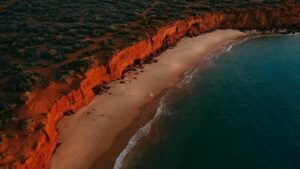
(0, 4, 299, 169)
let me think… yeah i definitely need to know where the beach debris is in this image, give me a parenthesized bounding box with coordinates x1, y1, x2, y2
(63, 110, 74, 116)
(144, 57, 155, 64)
(85, 111, 91, 116)
(92, 84, 110, 95)
(148, 92, 154, 97)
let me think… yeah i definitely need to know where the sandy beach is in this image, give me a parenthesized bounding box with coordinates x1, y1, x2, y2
(50, 30, 249, 169)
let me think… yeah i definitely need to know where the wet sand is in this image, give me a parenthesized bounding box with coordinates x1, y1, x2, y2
(50, 30, 249, 169)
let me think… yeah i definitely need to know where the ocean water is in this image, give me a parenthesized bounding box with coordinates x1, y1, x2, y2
(121, 35, 300, 169)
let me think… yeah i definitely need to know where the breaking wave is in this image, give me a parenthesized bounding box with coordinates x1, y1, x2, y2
(113, 35, 253, 169)
(113, 64, 199, 169)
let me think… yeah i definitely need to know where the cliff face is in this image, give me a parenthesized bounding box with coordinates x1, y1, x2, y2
(1, 4, 299, 169)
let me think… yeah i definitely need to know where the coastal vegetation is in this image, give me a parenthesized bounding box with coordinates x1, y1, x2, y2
(0, 0, 299, 168)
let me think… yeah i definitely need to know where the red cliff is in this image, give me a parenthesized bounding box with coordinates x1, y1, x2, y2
(1, 4, 299, 169)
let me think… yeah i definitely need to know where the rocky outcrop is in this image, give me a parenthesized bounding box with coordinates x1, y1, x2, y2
(0, 3, 299, 169)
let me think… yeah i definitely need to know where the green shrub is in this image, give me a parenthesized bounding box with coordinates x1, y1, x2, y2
(5, 72, 42, 92)
(56, 59, 92, 80)
(18, 119, 33, 130)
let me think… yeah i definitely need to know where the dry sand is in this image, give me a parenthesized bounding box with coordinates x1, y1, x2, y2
(50, 30, 248, 169)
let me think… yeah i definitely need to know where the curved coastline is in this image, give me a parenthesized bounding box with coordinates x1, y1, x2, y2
(112, 63, 201, 169)
(93, 32, 300, 169)
(111, 32, 268, 169)
(50, 30, 251, 169)
(1, 3, 299, 169)
(120, 33, 300, 169)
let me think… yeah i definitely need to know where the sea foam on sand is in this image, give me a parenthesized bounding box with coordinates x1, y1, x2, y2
(50, 30, 248, 169)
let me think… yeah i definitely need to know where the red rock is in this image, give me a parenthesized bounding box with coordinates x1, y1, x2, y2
(1, 4, 299, 169)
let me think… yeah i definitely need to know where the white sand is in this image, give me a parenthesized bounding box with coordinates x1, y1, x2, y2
(50, 30, 248, 169)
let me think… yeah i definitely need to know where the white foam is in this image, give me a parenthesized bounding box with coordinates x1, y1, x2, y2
(176, 66, 199, 88)
(113, 64, 200, 169)
(113, 36, 251, 169)
(113, 89, 170, 169)
(113, 32, 300, 168)
(287, 32, 300, 36)
(226, 37, 250, 52)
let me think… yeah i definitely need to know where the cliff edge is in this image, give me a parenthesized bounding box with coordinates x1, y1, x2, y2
(0, 2, 299, 169)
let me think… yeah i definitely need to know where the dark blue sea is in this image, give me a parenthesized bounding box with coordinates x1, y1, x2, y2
(120, 35, 300, 169)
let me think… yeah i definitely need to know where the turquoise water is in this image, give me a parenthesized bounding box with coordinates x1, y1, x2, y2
(125, 35, 300, 169)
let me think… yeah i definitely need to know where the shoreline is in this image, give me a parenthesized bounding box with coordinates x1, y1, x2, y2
(113, 32, 300, 169)
(50, 30, 250, 169)
(1, 3, 299, 168)
(111, 32, 300, 169)
(91, 90, 167, 169)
